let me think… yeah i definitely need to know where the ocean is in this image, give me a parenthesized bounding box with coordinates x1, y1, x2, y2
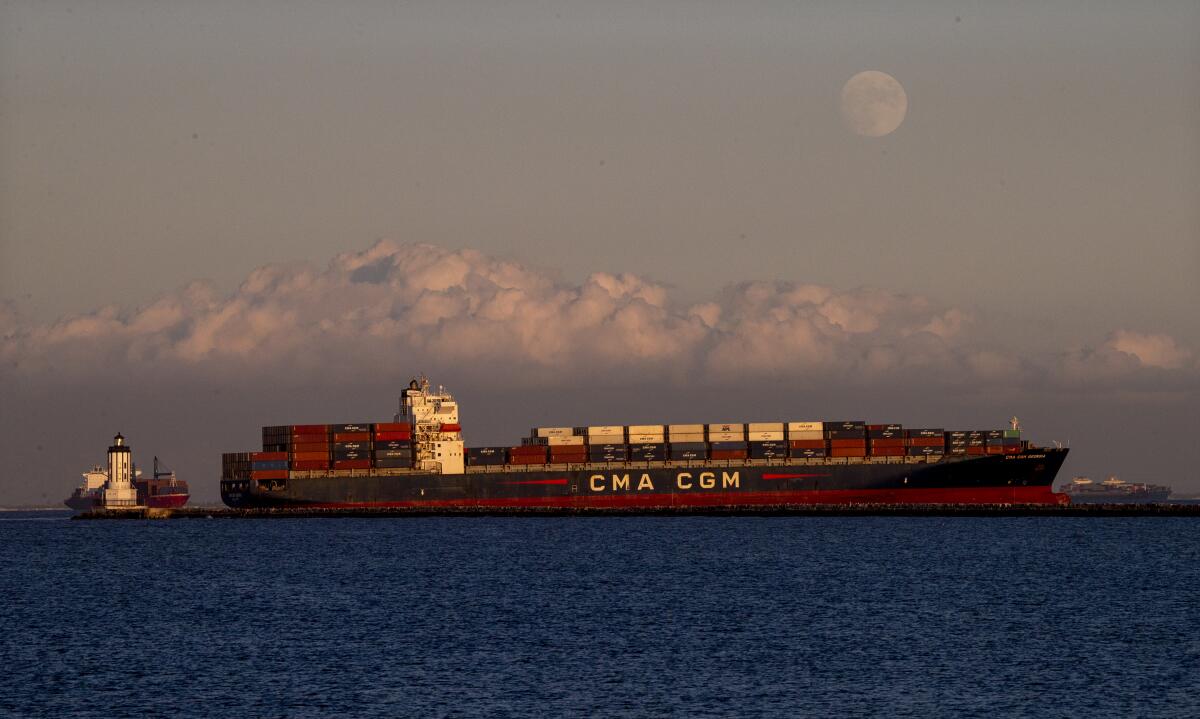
(2, 512, 1198, 718)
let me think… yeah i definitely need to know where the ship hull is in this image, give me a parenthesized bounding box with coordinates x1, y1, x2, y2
(145, 494, 190, 509)
(222, 448, 1069, 510)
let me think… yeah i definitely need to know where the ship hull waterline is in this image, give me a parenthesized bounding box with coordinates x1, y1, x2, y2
(223, 449, 1069, 510)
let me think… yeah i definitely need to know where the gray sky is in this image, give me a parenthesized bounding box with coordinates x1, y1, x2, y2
(1, 2, 1197, 504)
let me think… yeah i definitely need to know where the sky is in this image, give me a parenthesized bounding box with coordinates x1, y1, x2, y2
(0, 1, 1197, 505)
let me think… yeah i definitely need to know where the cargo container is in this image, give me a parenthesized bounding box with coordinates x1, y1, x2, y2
(829, 439, 867, 448)
(292, 442, 331, 453)
(587, 426, 624, 436)
(787, 430, 825, 440)
(787, 421, 823, 433)
(707, 431, 743, 443)
(331, 424, 372, 434)
(376, 441, 413, 452)
(589, 449, 629, 462)
(373, 431, 411, 441)
(374, 449, 412, 459)
(710, 441, 748, 451)
(290, 451, 328, 462)
(373, 422, 412, 433)
(789, 439, 827, 449)
(333, 459, 371, 470)
(374, 458, 414, 469)
(707, 423, 744, 434)
(628, 424, 664, 434)
(826, 429, 867, 440)
(711, 449, 748, 460)
(907, 446, 944, 456)
(669, 447, 707, 460)
(666, 432, 706, 443)
(290, 460, 331, 470)
(548, 436, 586, 446)
(869, 439, 906, 448)
(748, 422, 784, 433)
(667, 424, 705, 436)
(332, 432, 370, 442)
(905, 428, 945, 439)
(829, 448, 867, 458)
(870, 447, 906, 457)
(250, 469, 288, 480)
(825, 421, 866, 431)
(748, 431, 786, 442)
(333, 441, 370, 452)
(291, 424, 330, 435)
(748, 441, 789, 459)
(789, 447, 827, 458)
(668, 441, 707, 451)
(251, 452, 288, 462)
(251, 460, 289, 471)
(533, 427, 575, 438)
(628, 433, 666, 444)
(586, 433, 625, 445)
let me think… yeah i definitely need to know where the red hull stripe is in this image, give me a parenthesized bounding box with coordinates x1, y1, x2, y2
(501, 479, 570, 486)
(761, 473, 831, 480)
(308, 486, 1067, 510)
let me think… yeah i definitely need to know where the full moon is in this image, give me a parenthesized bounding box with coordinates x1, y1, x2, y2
(840, 70, 908, 137)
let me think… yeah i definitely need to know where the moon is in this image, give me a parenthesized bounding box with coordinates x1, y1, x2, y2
(840, 70, 908, 137)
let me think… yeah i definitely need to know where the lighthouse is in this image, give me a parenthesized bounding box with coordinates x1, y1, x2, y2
(102, 433, 139, 508)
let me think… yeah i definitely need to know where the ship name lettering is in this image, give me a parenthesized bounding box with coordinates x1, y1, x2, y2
(722, 471, 740, 488)
(588, 473, 657, 492)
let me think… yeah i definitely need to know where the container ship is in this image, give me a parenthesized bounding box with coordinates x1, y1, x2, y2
(220, 378, 1069, 510)
(66, 434, 189, 511)
(1060, 476, 1171, 504)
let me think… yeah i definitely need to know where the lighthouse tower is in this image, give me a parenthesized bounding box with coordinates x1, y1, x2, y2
(102, 433, 139, 508)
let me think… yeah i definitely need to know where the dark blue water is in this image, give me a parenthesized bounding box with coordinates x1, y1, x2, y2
(2, 513, 1198, 718)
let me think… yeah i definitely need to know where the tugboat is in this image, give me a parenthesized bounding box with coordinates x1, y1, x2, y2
(64, 434, 189, 511)
(1060, 475, 1172, 504)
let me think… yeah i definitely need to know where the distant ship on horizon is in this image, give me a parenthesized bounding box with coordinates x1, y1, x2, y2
(1059, 475, 1171, 504)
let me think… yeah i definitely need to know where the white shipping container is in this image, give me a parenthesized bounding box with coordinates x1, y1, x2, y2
(708, 431, 744, 442)
(668, 424, 705, 434)
(587, 425, 624, 436)
(749, 431, 786, 442)
(628, 433, 665, 444)
(668, 433, 706, 443)
(748, 422, 785, 433)
(548, 436, 586, 446)
(535, 427, 575, 438)
(628, 424, 664, 434)
(787, 421, 823, 433)
(707, 423, 745, 434)
(587, 433, 625, 445)
(789, 430, 824, 440)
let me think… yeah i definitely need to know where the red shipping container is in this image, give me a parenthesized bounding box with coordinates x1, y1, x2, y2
(829, 439, 867, 448)
(869, 439, 906, 448)
(508, 455, 547, 465)
(440, 423, 462, 433)
(250, 469, 288, 480)
(373, 431, 412, 441)
(869, 447, 905, 457)
(830, 448, 868, 458)
(711, 449, 748, 460)
(509, 446, 547, 456)
(333, 459, 371, 470)
(788, 439, 827, 449)
(373, 422, 412, 432)
(291, 425, 329, 435)
(292, 433, 329, 443)
(290, 460, 330, 470)
(251, 451, 288, 461)
(985, 446, 1004, 455)
(292, 442, 330, 453)
(549, 453, 587, 462)
(333, 432, 371, 442)
(290, 451, 328, 461)
(906, 438, 944, 447)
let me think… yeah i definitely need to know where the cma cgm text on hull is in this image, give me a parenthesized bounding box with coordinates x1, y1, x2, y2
(220, 377, 1070, 509)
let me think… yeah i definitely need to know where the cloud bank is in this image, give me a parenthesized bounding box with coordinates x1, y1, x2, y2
(2, 241, 1195, 393)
